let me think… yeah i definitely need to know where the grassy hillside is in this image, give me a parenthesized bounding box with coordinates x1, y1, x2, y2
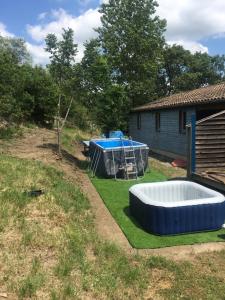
(0, 129, 225, 299)
(0, 154, 155, 299)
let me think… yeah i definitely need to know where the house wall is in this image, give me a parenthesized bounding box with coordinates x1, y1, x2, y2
(129, 107, 195, 158)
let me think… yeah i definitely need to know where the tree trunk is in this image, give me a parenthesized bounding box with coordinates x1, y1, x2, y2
(60, 97, 73, 131)
(57, 92, 62, 158)
(57, 125, 61, 157)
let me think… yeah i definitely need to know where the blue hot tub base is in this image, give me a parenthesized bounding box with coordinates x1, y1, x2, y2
(130, 193, 225, 235)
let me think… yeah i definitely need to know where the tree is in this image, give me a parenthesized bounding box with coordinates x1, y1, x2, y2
(188, 52, 225, 86)
(45, 28, 78, 156)
(156, 44, 225, 96)
(81, 39, 111, 109)
(0, 50, 57, 125)
(0, 35, 31, 64)
(79, 38, 131, 132)
(0, 47, 24, 122)
(22, 65, 58, 126)
(97, 0, 166, 107)
(157, 45, 191, 96)
(96, 84, 130, 132)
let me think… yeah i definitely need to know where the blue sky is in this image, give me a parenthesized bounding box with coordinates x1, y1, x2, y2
(201, 37, 225, 56)
(0, 0, 99, 40)
(0, 0, 225, 64)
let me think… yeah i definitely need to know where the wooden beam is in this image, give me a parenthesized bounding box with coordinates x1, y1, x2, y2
(192, 173, 225, 193)
(191, 114, 196, 173)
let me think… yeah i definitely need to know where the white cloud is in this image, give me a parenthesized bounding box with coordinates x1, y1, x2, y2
(26, 8, 101, 64)
(26, 0, 225, 64)
(0, 22, 14, 38)
(157, 0, 225, 53)
(0, 22, 50, 66)
(168, 40, 208, 54)
(26, 42, 50, 65)
(99, 0, 108, 4)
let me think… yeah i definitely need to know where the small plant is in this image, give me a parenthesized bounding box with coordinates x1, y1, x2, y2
(55, 256, 74, 278)
(22, 231, 33, 246)
(62, 283, 76, 298)
(18, 258, 44, 299)
(0, 126, 23, 140)
(50, 290, 59, 300)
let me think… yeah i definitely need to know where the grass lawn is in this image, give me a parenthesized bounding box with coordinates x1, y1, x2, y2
(91, 167, 225, 249)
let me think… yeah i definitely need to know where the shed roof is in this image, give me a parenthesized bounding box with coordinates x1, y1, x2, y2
(132, 82, 225, 112)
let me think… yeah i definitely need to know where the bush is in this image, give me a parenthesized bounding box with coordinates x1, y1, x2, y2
(0, 124, 23, 140)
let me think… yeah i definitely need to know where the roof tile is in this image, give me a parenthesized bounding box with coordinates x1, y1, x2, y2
(132, 82, 225, 112)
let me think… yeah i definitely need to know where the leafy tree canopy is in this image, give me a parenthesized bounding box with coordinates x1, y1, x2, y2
(45, 28, 78, 85)
(0, 36, 57, 126)
(157, 44, 225, 96)
(97, 0, 166, 106)
(0, 36, 31, 64)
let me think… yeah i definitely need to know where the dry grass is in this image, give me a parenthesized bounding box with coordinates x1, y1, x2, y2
(150, 157, 186, 179)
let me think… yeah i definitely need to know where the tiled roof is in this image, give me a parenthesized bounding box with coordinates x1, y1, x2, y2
(132, 82, 225, 112)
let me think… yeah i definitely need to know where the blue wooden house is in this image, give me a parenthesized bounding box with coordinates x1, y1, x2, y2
(129, 82, 225, 159)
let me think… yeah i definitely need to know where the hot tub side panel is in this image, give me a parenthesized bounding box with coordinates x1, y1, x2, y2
(129, 192, 225, 235)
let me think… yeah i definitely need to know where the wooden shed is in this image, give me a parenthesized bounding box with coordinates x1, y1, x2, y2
(187, 110, 225, 192)
(129, 82, 225, 159)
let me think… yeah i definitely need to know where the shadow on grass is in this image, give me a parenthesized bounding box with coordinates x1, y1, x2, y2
(149, 150, 173, 164)
(38, 143, 89, 171)
(149, 150, 187, 171)
(123, 206, 145, 232)
(217, 234, 225, 240)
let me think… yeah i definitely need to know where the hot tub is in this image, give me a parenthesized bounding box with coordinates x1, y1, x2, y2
(89, 138, 149, 178)
(129, 181, 225, 235)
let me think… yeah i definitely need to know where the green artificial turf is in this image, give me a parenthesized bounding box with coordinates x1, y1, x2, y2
(91, 170, 225, 249)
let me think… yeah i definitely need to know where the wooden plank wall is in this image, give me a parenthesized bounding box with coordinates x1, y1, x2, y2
(195, 110, 225, 172)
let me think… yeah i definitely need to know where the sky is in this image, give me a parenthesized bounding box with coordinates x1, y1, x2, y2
(0, 0, 225, 65)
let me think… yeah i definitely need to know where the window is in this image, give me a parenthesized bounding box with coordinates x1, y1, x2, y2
(179, 111, 186, 134)
(137, 113, 141, 130)
(155, 112, 160, 132)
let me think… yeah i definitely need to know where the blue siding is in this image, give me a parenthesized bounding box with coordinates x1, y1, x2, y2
(129, 107, 195, 157)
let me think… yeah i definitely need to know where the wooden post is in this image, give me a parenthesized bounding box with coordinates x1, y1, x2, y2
(187, 125, 191, 178)
(191, 114, 196, 174)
